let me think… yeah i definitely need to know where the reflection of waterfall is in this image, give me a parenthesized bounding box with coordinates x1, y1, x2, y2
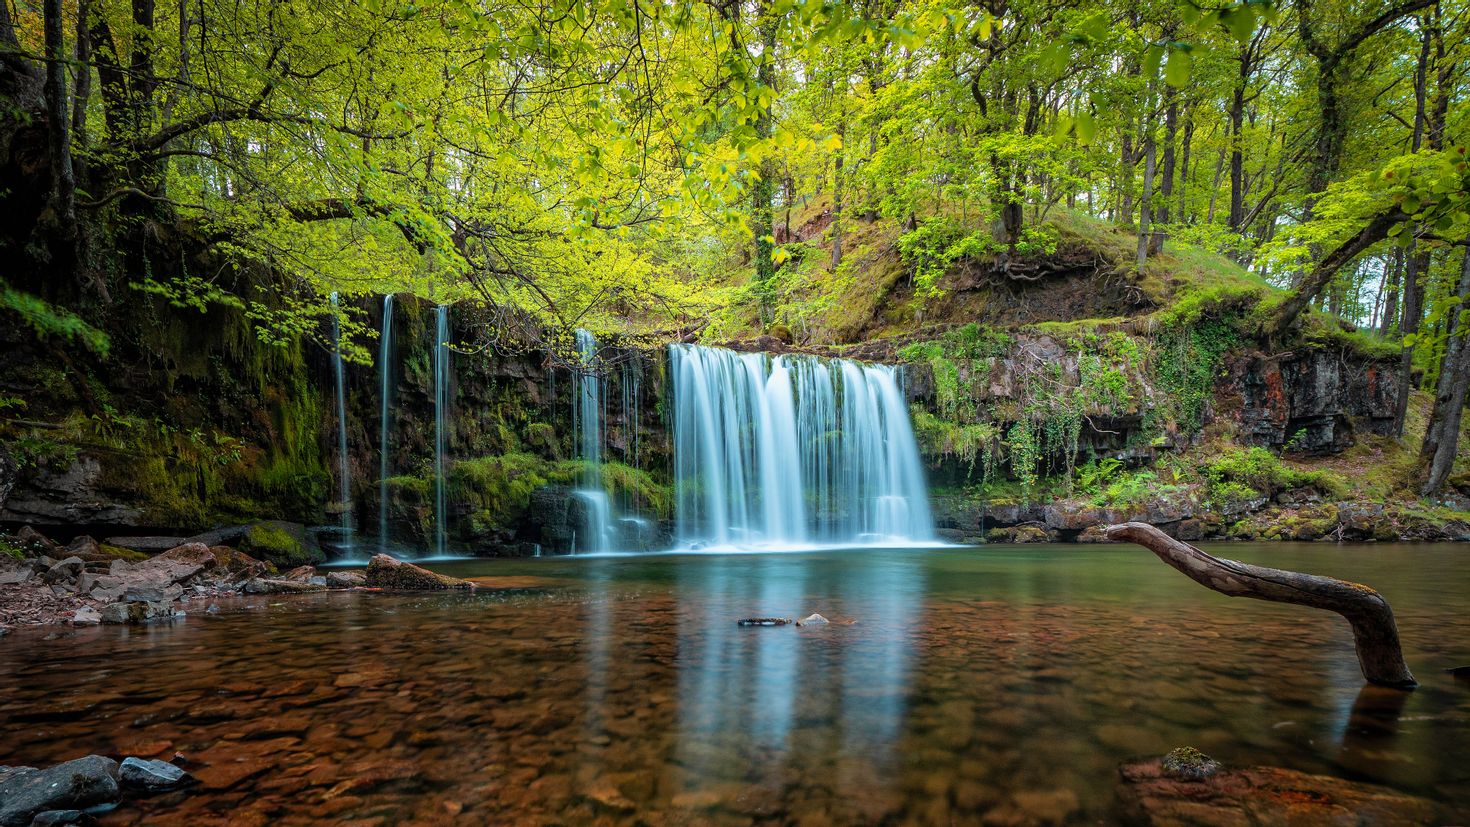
(669, 344, 934, 549)
(329, 292, 353, 552)
(672, 551, 923, 788)
(432, 305, 450, 557)
(378, 294, 394, 553)
(572, 329, 613, 554)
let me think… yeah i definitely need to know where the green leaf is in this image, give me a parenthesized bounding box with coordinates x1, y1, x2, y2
(1163, 49, 1192, 88)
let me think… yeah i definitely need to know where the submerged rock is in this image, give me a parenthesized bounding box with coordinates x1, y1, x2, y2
(118, 757, 191, 791)
(364, 554, 473, 591)
(796, 613, 830, 626)
(1118, 756, 1440, 826)
(0, 755, 119, 827)
(29, 810, 85, 826)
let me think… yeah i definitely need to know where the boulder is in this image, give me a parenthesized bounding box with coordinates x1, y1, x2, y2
(281, 565, 317, 582)
(70, 607, 101, 626)
(118, 757, 191, 791)
(61, 536, 101, 560)
(102, 536, 189, 552)
(208, 546, 267, 579)
(14, 526, 59, 555)
(796, 613, 830, 626)
(325, 570, 366, 589)
(0, 755, 119, 827)
(1117, 757, 1440, 826)
(238, 521, 323, 568)
(99, 601, 177, 624)
(153, 542, 217, 569)
(88, 545, 212, 602)
(986, 523, 1054, 543)
(242, 578, 329, 594)
(41, 557, 84, 585)
(364, 555, 474, 590)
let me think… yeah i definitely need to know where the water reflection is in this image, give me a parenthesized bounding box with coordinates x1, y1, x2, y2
(0, 544, 1466, 825)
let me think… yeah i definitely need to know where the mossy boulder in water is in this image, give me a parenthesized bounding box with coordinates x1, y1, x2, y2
(238, 520, 321, 569)
(1160, 747, 1220, 780)
(364, 554, 474, 590)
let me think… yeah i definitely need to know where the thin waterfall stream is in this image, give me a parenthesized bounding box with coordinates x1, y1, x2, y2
(432, 305, 449, 558)
(329, 292, 354, 553)
(378, 294, 394, 553)
(572, 329, 613, 554)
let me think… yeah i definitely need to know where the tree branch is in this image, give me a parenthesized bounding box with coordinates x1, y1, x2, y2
(1105, 522, 1417, 689)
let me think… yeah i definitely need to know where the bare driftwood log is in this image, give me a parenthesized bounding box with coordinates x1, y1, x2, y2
(1104, 522, 1417, 689)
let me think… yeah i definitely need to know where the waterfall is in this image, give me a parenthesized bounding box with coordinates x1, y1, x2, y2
(572, 329, 613, 553)
(329, 292, 353, 552)
(669, 344, 933, 550)
(432, 305, 450, 557)
(378, 294, 394, 553)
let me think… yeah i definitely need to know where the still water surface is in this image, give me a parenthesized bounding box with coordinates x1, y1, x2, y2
(2, 543, 1467, 824)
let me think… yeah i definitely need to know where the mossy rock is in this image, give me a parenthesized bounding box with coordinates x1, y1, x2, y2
(238, 520, 323, 568)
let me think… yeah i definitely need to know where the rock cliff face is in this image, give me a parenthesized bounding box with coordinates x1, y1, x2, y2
(0, 291, 1440, 551)
(1221, 350, 1398, 453)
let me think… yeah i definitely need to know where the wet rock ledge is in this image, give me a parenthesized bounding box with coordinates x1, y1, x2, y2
(0, 527, 472, 632)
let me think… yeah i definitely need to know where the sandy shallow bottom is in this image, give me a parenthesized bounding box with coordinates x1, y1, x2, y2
(1, 543, 1467, 825)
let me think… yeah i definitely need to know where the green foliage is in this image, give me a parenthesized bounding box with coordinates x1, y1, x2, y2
(1201, 446, 1349, 505)
(1154, 315, 1240, 433)
(0, 538, 24, 560)
(0, 281, 110, 356)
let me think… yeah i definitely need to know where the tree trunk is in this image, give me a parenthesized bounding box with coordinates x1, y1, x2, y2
(1136, 117, 1155, 271)
(1104, 522, 1417, 689)
(1380, 248, 1402, 336)
(43, 0, 76, 230)
(750, 3, 778, 324)
(1392, 248, 1425, 436)
(1227, 45, 1249, 231)
(71, 0, 92, 142)
(1419, 243, 1470, 495)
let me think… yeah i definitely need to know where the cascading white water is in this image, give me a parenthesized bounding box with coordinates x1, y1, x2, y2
(378, 294, 394, 553)
(669, 344, 933, 549)
(432, 305, 450, 557)
(572, 329, 613, 554)
(329, 292, 354, 552)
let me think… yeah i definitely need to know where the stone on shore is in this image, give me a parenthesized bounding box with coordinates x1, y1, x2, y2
(1117, 756, 1440, 826)
(70, 606, 101, 626)
(100, 601, 178, 624)
(0, 755, 119, 827)
(364, 554, 473, 590)
(118, 757, 191, 791)
(325, 570, 366, 589)
(242, 578, 329, 594)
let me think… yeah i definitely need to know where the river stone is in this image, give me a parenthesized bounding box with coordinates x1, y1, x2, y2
(1117, 757, 1440, 826)
(1160, 747, 1221, 780)
(325, 570, 366, 589)
(29, 811, 85, 826)
(364, 554, 473, 590)
(70, 606, 101, 626)
(0, 755, 119, 827)
(242, 578, 329, 594)
(118, 757, 190, 791)
(41, 557, 84, 585)
(796, 613, 830, 626)
(99, 601, 175, 624)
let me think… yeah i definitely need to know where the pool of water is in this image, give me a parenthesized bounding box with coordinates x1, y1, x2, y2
(2, 543, 1467, 825)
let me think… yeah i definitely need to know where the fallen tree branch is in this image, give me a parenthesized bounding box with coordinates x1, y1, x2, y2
(1104, 522, 1417, 689)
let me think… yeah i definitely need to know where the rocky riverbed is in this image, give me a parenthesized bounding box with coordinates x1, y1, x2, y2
(0, 526, 477, 632)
